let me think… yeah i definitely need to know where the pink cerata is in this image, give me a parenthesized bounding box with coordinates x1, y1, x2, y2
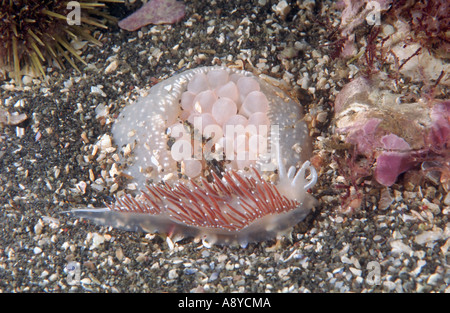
(71, 66, 318, 247)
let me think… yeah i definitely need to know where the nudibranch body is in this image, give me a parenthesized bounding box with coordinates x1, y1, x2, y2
(72, 66, 318, 246)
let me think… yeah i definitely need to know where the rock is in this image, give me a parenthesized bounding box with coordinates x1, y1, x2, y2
(273, 1, 291, 20)
(118, 0, 186, 31)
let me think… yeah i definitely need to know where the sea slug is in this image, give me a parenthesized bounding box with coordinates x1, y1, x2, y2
(71, 66, 318, 246)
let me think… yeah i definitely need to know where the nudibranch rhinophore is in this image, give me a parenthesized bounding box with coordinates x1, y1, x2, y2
(71, 66, 318, 247)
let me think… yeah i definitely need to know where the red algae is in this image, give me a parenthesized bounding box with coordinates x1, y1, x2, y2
(331, 0, 449, 190)
(334, 78, 449, 187)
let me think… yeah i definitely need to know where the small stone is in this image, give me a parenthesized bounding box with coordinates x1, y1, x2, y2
(217, 254, 227, 262)
(105, 60, 118, 74)
(316, 77, 327, 90)
(96, 134, 113, 151)
(383, 281, 397, 291)
(444, 192, 450, 206)
(349, 267, 362, 277)
(49, 273, 58, 282)
(0, 109, 27, 126)
(379, 188, 394, 210)
(415, 228, 443, 245)
(168, 269, 179, 279)
(80, 278, 91, 285)
(90, 85, 106, 97)
(75, 181, 87, 194)
(22, 75, 33, 85)
(390, 240, 413, 255)
(373, 235, 382, 241)
(273, 0, 291, 20)
(34, 219, 44, 235)
(115, 247, 124, 261)
(136, 253, 147, 263)
(89, 233, 105, 250)
(297, 73, 310, 89)
(412, 260, 427, 277)
(316, 111, 328, 123)
(184, 268, 198, 275)
(427, 273, 441, 285)
(209, 272, 219, 282)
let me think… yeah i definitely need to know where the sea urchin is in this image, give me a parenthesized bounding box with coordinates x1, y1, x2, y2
(0, 0, 122, 84)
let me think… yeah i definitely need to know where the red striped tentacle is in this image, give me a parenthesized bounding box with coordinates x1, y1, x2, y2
(109, 169, 301, 231)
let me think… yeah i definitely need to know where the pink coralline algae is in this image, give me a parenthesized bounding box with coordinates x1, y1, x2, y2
(334, 77, 449, 187)
(118, 0, 186, 31)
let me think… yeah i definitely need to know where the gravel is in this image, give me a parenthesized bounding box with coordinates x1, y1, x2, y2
(0, 0, 449, 293)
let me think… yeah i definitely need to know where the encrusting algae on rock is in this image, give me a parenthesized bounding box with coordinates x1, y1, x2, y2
(118, 0, 186, 31)
(70, 66, 318, 247)
(330, 0, 450, 192)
